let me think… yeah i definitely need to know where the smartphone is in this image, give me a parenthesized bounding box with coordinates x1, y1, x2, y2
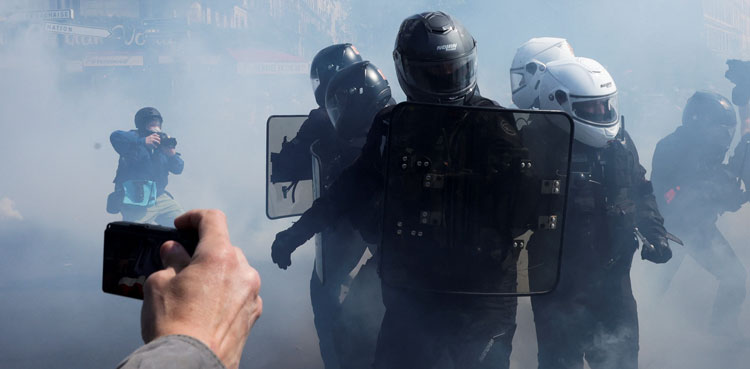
(102, 221, 198, 300)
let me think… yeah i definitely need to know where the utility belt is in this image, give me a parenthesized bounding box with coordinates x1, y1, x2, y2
(106, 179, 158, 214)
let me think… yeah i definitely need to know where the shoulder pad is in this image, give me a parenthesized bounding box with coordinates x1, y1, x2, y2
(374, 105, 397, 125)
(309, 107, 329, 121)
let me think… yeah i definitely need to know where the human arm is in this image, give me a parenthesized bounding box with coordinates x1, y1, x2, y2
(125, 209, 262, 369)
(164, 150, 184, 175)
(624, 132, 671, 263)
(271, 112, 390, 269)
(273, 108, 335, 182)
(111, 130, 159, 158)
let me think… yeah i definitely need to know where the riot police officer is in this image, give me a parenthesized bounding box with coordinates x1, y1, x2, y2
(519, 56, 671, 369)
(272, 11, 518, 369)
(272, 61, 393, 369)
(271, 43, 363, 185)
(269, 43, 364, 369)
(651, 91, 748, 339)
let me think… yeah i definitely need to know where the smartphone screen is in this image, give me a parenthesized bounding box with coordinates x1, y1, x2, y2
(102, 222, 197, 300)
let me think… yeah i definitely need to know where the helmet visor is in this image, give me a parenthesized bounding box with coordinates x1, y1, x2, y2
(401, 51, 477, 94)
(510, 70, 525, 92)
(311, 76, 321, 94)
(571, 95, 619, 125)
(326, 94, 345, 128)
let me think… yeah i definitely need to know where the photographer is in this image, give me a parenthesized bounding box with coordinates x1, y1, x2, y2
(118, 209, 263, 369)
(109, 107, 184, 226)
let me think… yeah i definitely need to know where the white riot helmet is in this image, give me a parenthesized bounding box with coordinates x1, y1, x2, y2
(539, 57, 621, 148)
(510, 37, 575, 109)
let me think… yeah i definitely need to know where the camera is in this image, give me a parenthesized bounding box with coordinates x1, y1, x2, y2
(156, 131, 177, 149)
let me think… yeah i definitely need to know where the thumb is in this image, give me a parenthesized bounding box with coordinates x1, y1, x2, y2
(160, 240, 191, 273)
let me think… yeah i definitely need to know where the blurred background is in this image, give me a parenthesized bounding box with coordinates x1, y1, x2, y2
(0, 0, 749, 368)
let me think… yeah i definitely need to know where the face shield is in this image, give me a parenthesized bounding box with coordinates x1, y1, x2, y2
(326, 92, 347, 128)
(510, 69, 525, 93)
(570, 94, 619, 126)
(311, 76, 321, 94)
(701, 121, 736, 151)
(401, 49, 477, 96)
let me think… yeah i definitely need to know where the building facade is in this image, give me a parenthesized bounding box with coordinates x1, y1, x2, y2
(702, 0, 750, 58)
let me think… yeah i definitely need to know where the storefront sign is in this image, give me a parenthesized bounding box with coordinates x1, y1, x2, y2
(10, 9, 74, 21)
(45, 22, 111, 38)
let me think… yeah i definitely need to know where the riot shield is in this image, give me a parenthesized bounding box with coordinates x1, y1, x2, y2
(311, 140, 371, 284)
(266, 115, 315, 219)
(379, 102, 574, 295)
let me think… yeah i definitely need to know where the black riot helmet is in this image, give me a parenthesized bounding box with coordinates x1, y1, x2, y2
(134, 107, 163, 131)
(393, 11, 478, 104)
(310, 43, 363, 107)
(325, 61, 392, 141)
(682, 91, 737, 150)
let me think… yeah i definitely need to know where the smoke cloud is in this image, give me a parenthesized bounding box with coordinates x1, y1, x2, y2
(0, 0, 749, 368)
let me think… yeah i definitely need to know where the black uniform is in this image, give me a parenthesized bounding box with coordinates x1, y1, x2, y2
(309, 131, 377, 369)
(273, 59, 393, 369)
(651, 126, 748, 335)
(276, 107, 336, 182)
(290, 92, 518, 369)
(275, 106, 345, 368)
(526, 125, 667, 369)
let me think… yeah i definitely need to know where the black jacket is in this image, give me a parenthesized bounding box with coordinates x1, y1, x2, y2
(110, 130, 184, 195)
(652, 126, 747, 229)
(526, 124, 667, 281)
(292, 94, 499, 242)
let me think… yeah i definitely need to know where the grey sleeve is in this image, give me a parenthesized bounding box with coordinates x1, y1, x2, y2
(117, 335, 226, 369)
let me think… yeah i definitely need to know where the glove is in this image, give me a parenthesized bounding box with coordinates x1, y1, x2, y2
(641, 238, 672, 264)
(271, 227, 310, 270)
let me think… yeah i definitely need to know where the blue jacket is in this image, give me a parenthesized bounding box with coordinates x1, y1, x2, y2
(110, 130, 184, 195)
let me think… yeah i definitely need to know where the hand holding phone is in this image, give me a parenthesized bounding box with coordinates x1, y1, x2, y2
(114, 209, 262, 369)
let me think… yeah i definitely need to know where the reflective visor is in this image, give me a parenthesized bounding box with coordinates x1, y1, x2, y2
(510, 71, 525, 92)
(571, 95, 619, 125)
(401, 50, 477, 94)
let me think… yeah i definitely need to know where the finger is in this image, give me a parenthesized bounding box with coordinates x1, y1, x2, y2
(161, 241, 191, 272)
(174, 209, 231, 254)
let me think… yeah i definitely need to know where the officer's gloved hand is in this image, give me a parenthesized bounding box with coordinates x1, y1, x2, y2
(641, 238, 672, 264)
(271, 227, 310, 270)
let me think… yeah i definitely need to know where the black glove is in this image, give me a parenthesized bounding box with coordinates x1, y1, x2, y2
(641, 238, 672, 264)
(271, 227, 310, 270)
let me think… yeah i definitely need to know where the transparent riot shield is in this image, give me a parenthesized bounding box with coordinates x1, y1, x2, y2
(311, 140, 371, 284)
(266, 115, 315, 219)
(379, 102, 574, 295)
